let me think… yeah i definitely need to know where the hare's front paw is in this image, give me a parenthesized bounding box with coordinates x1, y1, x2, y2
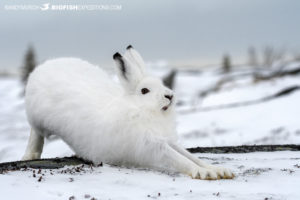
(190, 167, 219, 180)
(209, 166, 235, 179)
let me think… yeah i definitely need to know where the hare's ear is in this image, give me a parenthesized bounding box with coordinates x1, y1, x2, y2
(124, 45, 146, 74)
(113, 52, 143, 93)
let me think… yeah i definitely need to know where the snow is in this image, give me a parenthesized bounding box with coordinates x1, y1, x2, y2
(1, 151, 299, 200)
(0, 63, 300, 199)
(175, 67, 300, 148)
(177, 91, 300, 147)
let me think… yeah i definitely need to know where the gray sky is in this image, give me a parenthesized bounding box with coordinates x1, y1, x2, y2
(0, 0, 300, 68)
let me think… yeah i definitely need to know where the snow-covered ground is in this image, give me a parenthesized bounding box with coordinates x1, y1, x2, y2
(175, 65, 300, 148)
(1, 151, 300, 200)
(0, 63, 300, 199)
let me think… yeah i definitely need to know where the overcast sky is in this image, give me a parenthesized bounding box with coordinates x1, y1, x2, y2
(0, 0, 300, 68)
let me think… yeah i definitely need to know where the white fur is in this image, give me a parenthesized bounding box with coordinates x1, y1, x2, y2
(22, 47, 234, 179)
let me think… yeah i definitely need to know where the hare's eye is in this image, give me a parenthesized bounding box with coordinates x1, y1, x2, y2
(141, 88, 150, 95)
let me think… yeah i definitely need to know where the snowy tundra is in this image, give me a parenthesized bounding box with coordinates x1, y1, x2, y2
(22, 46, 233, 180)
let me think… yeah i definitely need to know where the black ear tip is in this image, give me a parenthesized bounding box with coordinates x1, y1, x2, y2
(126, 45, 133, 50)
(113, 52, 122, 60)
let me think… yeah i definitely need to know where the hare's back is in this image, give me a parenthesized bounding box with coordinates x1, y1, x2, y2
(25, 58, 122, 134)
(27, 57, 119, 97)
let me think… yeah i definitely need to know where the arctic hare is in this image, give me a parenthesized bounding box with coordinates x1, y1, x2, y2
(23, 45, 234, 180)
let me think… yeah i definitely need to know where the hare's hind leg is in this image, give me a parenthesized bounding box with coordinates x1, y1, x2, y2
(169, 143, 234, 179)
(22, 128, 44, 160)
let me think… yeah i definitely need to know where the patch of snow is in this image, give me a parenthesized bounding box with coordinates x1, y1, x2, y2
(1, 151, 299, 200)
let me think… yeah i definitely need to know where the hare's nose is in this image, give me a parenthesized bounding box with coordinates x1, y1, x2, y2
(164, 95, 173, 101)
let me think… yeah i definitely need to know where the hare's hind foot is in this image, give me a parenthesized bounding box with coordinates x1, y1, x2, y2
(22, 128, 44, 160)
(22, 152, 42, 160)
